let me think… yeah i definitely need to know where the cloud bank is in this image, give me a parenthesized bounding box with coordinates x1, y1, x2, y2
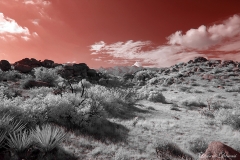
(91, 14, 240, 67)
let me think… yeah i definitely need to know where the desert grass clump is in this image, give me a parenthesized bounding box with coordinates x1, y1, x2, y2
(178, 85, 192, 92)
(180, 97, 206, 109)
(210, 100, 233, 110)
(154, 139, 193, 159)
(0, 70, 22, 81)
(214, 108, 240, 130)
(170, 103, 181, 111)
(186, 137, 208, 154)
(225, 86, 240, 92)
(147, 91, 166, 103)
(192, 89, 204, 93)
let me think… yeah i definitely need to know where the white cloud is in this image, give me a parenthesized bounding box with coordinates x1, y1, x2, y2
(217, 41, 240, 51)
(168, 14, 240, 50)
(0, 13, 39, 42)
(31, 19, 40, 25)
(90, 41, 106, 54)
(0, 13, 30, 35)
(90, 40, 198, 67)
(91, 14, 240, 67)
(133, 62, 142, 67)
(23, 0, 51, 5)
(21, 35, 30, 41)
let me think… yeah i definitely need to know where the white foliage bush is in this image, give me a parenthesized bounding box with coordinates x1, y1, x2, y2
(34, 67, 60, 85)
(147, 91, 166, 103)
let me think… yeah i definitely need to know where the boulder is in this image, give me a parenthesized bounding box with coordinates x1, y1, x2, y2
(197, 67, 205, 72)
(42, 59, 54, 68)
(221, 60, 236, 67)
(188, 60, 194, 64)
(202, 74, 215, 81)
(0, 60, 11, 71)
(14, 58, 41, 68)
(193, 57, 208, 63)
(14, 64, 33, 73)
(200, 141, 240, 160)
(171, 67, 178, 72)
(123, 73, 134, 81)
(87, 69, 97, 77)
(73, 63, 89, 72)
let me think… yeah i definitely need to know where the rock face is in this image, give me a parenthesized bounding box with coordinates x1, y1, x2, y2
(0, 60, 11, 71)
(14, 64, 33, 73)
(200, 141, 240, 160)
(42, 59, 54, 68)
(13, 58, 41, 73)
(193, 57, 208, 63)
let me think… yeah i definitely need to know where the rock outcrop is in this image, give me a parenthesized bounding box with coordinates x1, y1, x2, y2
(200, 141, 240, 160)
(0, 60, 11, 71)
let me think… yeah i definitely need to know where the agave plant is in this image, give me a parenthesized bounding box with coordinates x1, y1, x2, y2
(32, 124, 67, 153)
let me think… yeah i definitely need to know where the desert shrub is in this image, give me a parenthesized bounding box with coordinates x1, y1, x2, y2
(81, 79, 92, 88)
(87, 85, 136, 119)
(178, 85, 192, 92)
(210, 100, 233, 110)
(191, 82, 200, 86)
(87, 85, 136, 105)
(170, 103, 181, 111)
(147, 91, 166, 103)
(114, 147, 131, 160)
(27, 87, 54, 98)
(211, 67, 223, 74)
(43, 92, 104, 128)
(192, 89, 204, 93)
(0, 70, 22, 81)
(207, 89, 215, 92)
(148, 77, 159, 85)
(134, 70, 156, 81)
(20, 77, 35, 89)
(34, 67, 60, 85)
(180, 97, 206, 109)
(214, 108, 240, 129)
(154, 139, 192, 159)
(225, 86, 240, 92)
(186, 137, 208, 154)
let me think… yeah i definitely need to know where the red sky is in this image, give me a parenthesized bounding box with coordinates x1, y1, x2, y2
(0, 0, 240, 68)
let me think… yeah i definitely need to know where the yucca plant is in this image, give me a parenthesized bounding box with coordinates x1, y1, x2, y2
(0, 130, 6, 147)
(0, 114, 26, 134)
(32, 124, 67, 153)
(6, 130, 33, 159)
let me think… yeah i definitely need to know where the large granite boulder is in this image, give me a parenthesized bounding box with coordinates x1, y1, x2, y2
(14, 58, 42, 68)
(0, 60, 11, 71)
(200, 141, 240, 160)
(193, 57, 208, 63)
(87, 69, 97, 77)
(42, 59, 54, 68)
(14, 64, 33, 73)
